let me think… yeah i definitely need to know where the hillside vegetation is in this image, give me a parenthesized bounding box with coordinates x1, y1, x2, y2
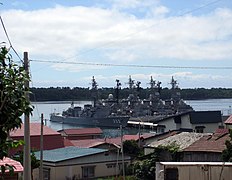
(30, 87, 232, 102)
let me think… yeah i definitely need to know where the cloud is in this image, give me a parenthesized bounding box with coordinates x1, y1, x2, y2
(0, 2, 231, 88)
(1, 4, 231, 62)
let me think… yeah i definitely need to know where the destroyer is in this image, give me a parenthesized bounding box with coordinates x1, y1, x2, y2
(50, 76, 130, 128)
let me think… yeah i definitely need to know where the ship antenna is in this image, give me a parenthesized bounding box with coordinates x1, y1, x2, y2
(91, 76, 98, 107)
(115, 79, 121, 104)
(126, 75, 135, 89)
(170, 76, 178, 89)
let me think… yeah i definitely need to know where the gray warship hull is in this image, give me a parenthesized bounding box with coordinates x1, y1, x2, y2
(50, 113, 129, 128)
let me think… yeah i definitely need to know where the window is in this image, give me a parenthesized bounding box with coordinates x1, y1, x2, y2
(165, 168, 178, 180)
(106, 163, 116, 168)
(195, 126, 205, 133)
(43, 168, 50, 180)
(82, 166, 95, 178)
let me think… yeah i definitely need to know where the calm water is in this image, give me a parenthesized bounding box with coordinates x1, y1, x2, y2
(28, 98, 232, 136)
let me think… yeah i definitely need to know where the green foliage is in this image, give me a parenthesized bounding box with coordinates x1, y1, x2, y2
(222, 129, 232, 162)
(13, 151, 40, 170)
(30, 85, 232, 101)
(133, 153, 156, 180)
(0, 46, 33, 175)
(154, 142, 181, 161)
(123, 140, 142, 158)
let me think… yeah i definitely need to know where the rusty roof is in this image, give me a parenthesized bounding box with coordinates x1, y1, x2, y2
(0, 157, 23, 173)
(225, 115, 232, 124)
(148, 132, 208, 150)
(59, 127, 103, 135)
(184, 132, 229, 152)
(10, 123, 60, 137)
(71, 133, 155, 148)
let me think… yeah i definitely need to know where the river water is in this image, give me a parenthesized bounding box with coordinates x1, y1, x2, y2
(28, 98, 232, 137)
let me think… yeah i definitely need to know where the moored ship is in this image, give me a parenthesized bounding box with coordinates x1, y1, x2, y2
(50, 77, 130, 128)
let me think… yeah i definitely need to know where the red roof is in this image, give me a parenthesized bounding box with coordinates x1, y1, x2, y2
(0, 158, 23, 173)
(59, 128, 103, 136)
(184, 132, 229, 153)
(9, 123, 65, 152)
(225, 115, 232, 124)
(71, 139, 109, 148)
(71, 133, 154, 148)
(63, 139, 74, 147)
(214, 128, 229, 134)
(10, 123, 60, 137)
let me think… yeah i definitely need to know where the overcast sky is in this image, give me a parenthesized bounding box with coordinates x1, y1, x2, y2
(0, 0, 232, 89)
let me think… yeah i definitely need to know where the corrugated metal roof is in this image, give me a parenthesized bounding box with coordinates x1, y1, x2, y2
(10, 123, 60, 137)
(148, 132, 208, 150)
(0, 157, 23, 173)
(34, 146, 107, 162)
(183, 132, 229, 152)
(58, 127, 103, 135)
(225, 115, 232, 124)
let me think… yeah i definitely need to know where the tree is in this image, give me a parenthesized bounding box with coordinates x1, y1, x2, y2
(13, 151, 40, 180)
(123, 140, 141, 158)
(0, 46, 33, 175)
(222, 129, 232, 162)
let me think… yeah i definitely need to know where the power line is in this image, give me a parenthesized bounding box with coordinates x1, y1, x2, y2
(30, 59, 232, 70)
(0, 15, 23, 63)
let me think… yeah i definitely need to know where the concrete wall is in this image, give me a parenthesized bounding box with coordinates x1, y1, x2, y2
(156, 162, 232, 180)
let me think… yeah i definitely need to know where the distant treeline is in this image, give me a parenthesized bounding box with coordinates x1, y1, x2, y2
(30, 87, 232, 102)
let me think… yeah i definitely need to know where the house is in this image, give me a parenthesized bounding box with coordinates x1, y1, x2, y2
(33, 146, 131, 180)
(58, 127, 103, 140)
(0, 157, 23, 180)
(10, 123, 65, 153)
(154, 111, 223, 133)
(183, 129, 229, 162)
(144, 132, 209, 156)
(70, 133, 154, 151)
(70, 139, 120, 151)
(156, 162, 232, 180)
(224, 115, 232, 129)
(143, 130, 180, 145)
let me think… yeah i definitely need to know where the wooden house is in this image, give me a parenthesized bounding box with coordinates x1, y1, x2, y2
(33, 146, 131, 180)
(183, 129, 229, 162)
(156, 162, 232, 180)
(58, 127, 103, 140)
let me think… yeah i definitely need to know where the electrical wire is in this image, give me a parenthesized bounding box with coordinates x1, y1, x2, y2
(30, 59, 232, 70)
(0, 15, 23, 63)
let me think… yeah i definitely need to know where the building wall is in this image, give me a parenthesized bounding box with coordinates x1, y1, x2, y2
(183, 152, 222, 162)
(12, 135, 64, 151)
(144, 147, 155, 155)
(66, 135, 101, 140)
(192, 123, 219, 133)
(159, 118, 177, 132)
(33, 152, 131, 180)
(180, 114, 192, 129)
(156, 163, 232, 180)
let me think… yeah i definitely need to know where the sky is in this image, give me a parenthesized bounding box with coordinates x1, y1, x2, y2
(0, 0, 232, 89)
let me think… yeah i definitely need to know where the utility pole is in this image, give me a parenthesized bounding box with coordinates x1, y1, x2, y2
(23, 52, 31, 180)
(120, 125, 125, 180)
(39, 113, 44, 180)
